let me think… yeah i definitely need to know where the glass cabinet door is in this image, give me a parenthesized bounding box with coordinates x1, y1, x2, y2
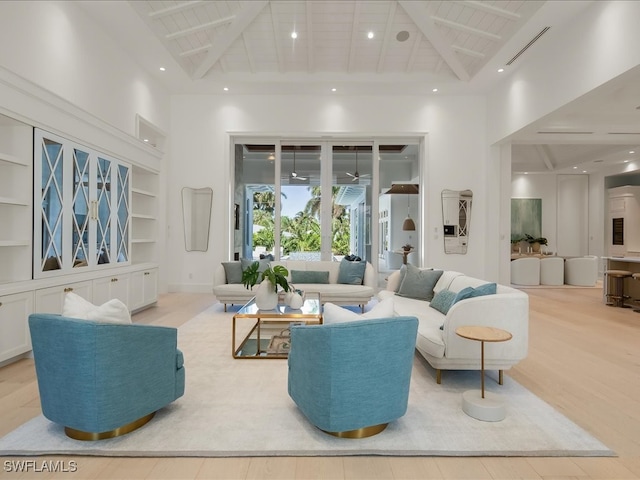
(116, 163, 130, 263)
(40, 138, 64, 272)
(34, 129, 131, 278)
(72, 148, 90, 269)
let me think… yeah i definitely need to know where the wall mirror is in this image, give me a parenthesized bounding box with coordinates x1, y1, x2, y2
(441, 189, 473, 254)
(182, 187, 213, 252)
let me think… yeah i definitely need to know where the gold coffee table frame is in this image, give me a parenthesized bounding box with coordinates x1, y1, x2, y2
(232, 292, 322, 359)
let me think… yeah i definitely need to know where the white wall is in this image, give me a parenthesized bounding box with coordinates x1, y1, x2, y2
(0, 1, 169, 136)
(488, 1, 640, 144)
(0, 1, 171, 291)
(168, 94, 488, 291)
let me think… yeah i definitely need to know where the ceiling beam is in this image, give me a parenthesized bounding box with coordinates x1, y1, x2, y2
(398, 1, 470, 82)
(148, 1, 204, 20)
(179, 44, 212, 58)
(270, 1, 285, 74)
(347, 2, 362, 73)
(451, 44, 485, 59)
(535, 144, 556, 171)
(431, 16, 501, 41)
(193, 1, 268, 79)
(165, 15, 236, 41)
(377, 1, 397, 73)
(306, 2, 314, 73)
(455, 1, 521, 21)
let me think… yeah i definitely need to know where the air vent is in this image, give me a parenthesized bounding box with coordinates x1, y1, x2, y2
(537, 131, 593, 134)
(506, 27, 551, 66)
(608, 132, 640, 135)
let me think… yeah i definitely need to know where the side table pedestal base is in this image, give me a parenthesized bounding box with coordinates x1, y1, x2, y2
(462, 389, 506, 422)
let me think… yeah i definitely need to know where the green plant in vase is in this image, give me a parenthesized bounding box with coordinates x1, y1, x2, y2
(241, 261, 291, 310)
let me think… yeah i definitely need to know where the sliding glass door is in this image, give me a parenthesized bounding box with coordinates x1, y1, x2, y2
(233, 137, 418, 270)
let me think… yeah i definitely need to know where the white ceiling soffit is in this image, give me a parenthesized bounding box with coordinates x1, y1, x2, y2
(128, 0, 544, 90)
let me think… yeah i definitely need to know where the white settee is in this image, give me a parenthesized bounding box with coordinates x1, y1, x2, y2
(378, 269, 529, 384)
(213, 260, 376, 311)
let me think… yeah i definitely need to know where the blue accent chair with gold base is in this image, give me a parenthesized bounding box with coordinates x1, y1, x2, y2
(288, 316, 418, 438)
(28, 314, 185, 440)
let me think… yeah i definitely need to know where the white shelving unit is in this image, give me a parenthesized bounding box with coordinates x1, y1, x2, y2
(0, 116, 33, 284)
(131, 165, 159, 265)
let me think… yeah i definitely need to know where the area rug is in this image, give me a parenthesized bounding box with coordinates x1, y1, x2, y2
(0, 305, 613, 457)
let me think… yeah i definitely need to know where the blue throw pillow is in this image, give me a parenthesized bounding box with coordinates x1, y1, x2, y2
(452, 282, 497, 305)
(291, 270, 330, 284)
(222, 261, 243, 284)
(396, 265, 443, 301)
(429, 289, 457, 314)
(337, 258, 366, 285)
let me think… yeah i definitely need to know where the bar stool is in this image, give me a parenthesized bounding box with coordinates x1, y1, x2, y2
(604, 270, 632, 307)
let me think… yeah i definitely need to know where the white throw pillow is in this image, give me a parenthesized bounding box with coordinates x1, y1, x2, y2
(62, 292, 132, 324)
(323, 297, 395, 325)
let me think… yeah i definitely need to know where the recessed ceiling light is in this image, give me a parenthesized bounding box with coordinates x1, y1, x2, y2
(143, 138, 149, 143)
(624, 160, 629, 163)
(582, 170, 587, 173)
(432, 88, 438, 92)
(223, 87, 229, 91)
(291, 31, 298, 39)
(498, 68, 504, 73)
(331, 88, 337, 92)
(367, 31, 374, 39)
(573, 166, 577, 169)
(630, 150, 635, 154)
(159, 67, 166, 72)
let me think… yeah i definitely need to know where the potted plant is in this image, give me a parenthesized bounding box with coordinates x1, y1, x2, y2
(241, 262, 291, 310)
(525, 234, 548, 253)
(402, 243, 413, 252)
(511, 234, 525, 253)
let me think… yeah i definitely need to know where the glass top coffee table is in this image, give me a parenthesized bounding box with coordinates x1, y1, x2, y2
(232, 292, 322, 359)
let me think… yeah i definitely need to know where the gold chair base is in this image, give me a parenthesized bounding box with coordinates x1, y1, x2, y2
(322, 423, 388, 439)
(65, 412, 156, 441)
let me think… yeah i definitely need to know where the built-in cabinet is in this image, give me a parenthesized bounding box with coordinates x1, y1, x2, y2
(34, 129, 131, 278)
(0, 291, 33, 363)
(608, 186, 640, 257)
(0, 114, 162, 365)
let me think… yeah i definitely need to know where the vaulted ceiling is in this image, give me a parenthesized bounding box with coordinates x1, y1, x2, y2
(126, 0, 544, 93)
(76, 1, 640, 176)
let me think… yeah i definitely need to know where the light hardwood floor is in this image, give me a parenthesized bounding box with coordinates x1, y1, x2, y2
(1, 287, 639, 480)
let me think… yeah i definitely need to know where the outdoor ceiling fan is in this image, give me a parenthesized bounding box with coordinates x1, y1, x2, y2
(345, 148, 370, 182)
(290, 150, 307, 180)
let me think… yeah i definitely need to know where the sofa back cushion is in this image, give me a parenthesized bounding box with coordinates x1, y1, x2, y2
(433, 271, 465, 293)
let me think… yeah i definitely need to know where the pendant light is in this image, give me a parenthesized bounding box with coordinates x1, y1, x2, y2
(402, 195, 416, 231)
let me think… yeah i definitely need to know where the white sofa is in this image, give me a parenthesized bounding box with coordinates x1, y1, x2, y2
(379, 269, 529, 384)
(213, 260, 376, 311)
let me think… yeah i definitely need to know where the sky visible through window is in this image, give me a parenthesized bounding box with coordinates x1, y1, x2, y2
(281, 186, 312, 218)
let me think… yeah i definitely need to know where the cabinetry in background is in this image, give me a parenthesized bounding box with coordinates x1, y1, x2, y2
(0, 115, 32, 284)
(0, 291, 33, 363)
(608, 186, 640, 257)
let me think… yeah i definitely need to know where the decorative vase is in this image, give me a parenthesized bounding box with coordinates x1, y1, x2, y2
(531, 242, 541, 253)
(289, 292, 304, 309)
(283, 291, 294, 306)
(255, 280, 278, 310)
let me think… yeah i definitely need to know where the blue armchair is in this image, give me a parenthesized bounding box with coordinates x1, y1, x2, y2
(28, 314, 185, 440)
(288, 316, 418, 438)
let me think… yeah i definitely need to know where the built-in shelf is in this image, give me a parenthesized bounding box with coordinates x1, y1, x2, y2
(132, 213, 156, 220)
(0, 197, 29, 206)
(0, 152, 28, 167)
(132, 187, 156, 197)
(0, 240, 30, 247)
